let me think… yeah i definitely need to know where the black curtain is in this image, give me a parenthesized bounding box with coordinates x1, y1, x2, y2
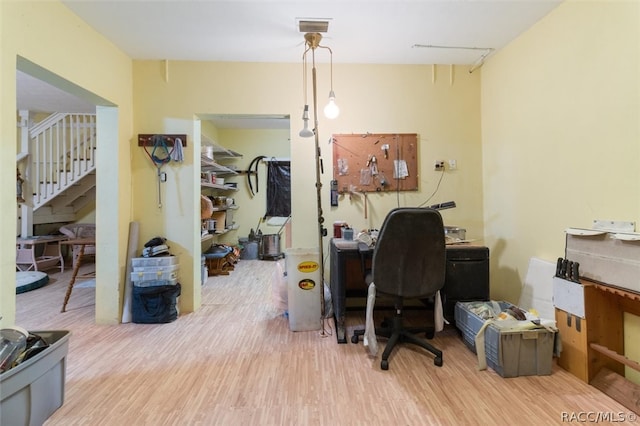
(266, 161, 291, 217)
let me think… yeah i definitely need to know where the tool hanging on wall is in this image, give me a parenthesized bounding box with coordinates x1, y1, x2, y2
(369, 155, 378, 176)
(381, 144, 390, 159)
(362, 192, 368, 219)
(246, 155, 266, 197)
(330, 179, 338, 206)
(143, 135, 174, 208)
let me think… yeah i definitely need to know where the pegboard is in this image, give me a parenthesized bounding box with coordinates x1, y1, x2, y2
(332, 133, 418, 193)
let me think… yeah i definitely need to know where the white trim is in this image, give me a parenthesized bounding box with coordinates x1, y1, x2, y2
(261, 157, 290, 162)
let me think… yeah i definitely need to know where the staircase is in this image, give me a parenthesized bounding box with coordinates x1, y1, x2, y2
(17, 112, 97, 231)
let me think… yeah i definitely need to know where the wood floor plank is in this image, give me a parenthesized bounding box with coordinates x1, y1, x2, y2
(14, 259, 632, 425)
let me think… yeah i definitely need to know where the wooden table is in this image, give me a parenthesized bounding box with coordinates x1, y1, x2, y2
(60, 238, 96, 313)
(16, 235, 67, 272)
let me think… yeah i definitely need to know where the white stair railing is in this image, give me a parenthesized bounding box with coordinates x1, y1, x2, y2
(29, 113, 96, 209)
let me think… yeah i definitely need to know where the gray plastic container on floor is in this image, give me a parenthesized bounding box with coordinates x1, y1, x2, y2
(454, 301, 511, 353)
(455, 301, 555, 377)
(485, 325, 555, 377)
(241, 241, 258, 260)
(1, 330, 70, 426)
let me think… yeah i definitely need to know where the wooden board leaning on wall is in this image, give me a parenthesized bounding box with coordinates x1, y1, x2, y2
(332, 133, 418, 194)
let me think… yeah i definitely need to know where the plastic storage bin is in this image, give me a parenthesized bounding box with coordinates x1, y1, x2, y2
(131, 256, 179, 268)
(484, 325, 555, 378)
(132, 263, 179, 273)
(241, 241, 258, 260)
(285, 248, 321, 331)
(130, 268, 179, 282)
(454, 301, 512, 353)
(132, 278, 179, 288)
(1, 330, 70, 426)
(455, 301, 555, 377)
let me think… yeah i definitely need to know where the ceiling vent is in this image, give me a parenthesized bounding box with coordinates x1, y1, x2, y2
(297, 19, 330, 33)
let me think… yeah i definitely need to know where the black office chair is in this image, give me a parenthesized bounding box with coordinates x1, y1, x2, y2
(352, 207, 446, 370)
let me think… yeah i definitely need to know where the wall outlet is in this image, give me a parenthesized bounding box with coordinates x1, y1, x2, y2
(434, 160, 445, 171)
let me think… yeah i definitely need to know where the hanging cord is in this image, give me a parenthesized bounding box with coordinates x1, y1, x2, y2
(302, 53, 308, 106)
(395, 136, 401, 207)
(417, 167, 445, 208)
(143, 135, 174, 208)
(247, 155, 266, 197)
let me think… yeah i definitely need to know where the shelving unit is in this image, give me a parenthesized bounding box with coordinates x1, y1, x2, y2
(200, 135, 242, 237)
(555, 279, 640, 414)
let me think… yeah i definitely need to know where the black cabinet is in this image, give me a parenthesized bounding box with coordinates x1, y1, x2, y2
(442, 246, 490, 323)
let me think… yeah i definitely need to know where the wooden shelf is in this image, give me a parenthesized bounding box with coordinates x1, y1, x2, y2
(556, 278, 640, 414)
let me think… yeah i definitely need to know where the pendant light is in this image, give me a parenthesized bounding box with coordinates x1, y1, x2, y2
(299, 105, 314, 138)
(324, 90, 339, 119)
(299, 54, 314, 138)
(323, 51, 339, 119)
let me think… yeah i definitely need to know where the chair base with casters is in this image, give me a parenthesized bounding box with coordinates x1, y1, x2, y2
(352, 300, 443, 370)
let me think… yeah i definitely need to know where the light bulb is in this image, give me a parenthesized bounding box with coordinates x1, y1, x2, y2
(299, 119, 314, 138)
(324, 90, 340, 119)
(299, 105, 314, 138)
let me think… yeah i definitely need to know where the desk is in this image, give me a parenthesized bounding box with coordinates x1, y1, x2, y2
(60, 239, 96, 313)
(329, 239, 489, 343)
(16, 235, 67, 272)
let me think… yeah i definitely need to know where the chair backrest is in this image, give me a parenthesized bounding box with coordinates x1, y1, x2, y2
(372, 208, 446, 299)
(59, 223, 96, 239)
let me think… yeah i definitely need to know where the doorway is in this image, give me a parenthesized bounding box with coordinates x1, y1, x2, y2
(197, 113, 291, 251)
(15, 57, 119, 323)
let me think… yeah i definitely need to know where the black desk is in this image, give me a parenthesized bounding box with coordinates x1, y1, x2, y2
(329, 238, 489, 343)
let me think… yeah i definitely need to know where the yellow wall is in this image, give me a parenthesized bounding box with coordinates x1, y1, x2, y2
(482, 0, 639, 301)
(132, 61, 484, 300)
(1, 1, 133, 326)
(481, 0, 640, 378)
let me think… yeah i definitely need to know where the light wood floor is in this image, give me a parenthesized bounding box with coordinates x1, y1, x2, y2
(16, 260, 630, 425)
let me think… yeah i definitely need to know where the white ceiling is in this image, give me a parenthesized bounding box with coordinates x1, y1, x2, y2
(18, 0, 563, 125)
(16, 70, 96, 114)
(61, 0, 561, 65)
